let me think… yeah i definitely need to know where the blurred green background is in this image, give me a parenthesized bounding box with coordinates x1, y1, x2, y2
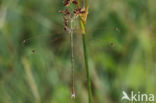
(0, 0, 156, 103)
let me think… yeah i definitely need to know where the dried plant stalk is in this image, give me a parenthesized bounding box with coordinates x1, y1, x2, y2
(21, 57, 40, 103)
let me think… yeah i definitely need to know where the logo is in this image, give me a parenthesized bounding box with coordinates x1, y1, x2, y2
(122, 91, 154, 102)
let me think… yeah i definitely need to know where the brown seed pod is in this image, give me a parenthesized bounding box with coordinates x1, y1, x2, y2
(72, 0, 78, 5)
(64, 9, 70, 15)
(64, 0, 70, 6)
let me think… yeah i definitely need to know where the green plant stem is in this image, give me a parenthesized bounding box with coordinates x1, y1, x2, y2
(80, 19, 92, 103)
(85, 0, 88, 8)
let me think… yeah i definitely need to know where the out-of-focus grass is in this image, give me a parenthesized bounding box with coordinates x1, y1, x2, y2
(0, 0, 156, 103)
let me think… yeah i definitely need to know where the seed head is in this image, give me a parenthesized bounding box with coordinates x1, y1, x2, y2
(64, 9, 70, 15)
(64, 0, 70, 6)
(72, 0, 78, 5)
(79, 7, 88, 24)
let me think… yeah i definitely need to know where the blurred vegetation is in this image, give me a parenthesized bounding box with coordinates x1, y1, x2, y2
(0, 0, 156, 103)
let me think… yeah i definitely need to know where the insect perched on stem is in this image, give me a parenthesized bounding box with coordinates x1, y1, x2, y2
(59, 0, 91, 101)
(59, 0, 88, 99)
